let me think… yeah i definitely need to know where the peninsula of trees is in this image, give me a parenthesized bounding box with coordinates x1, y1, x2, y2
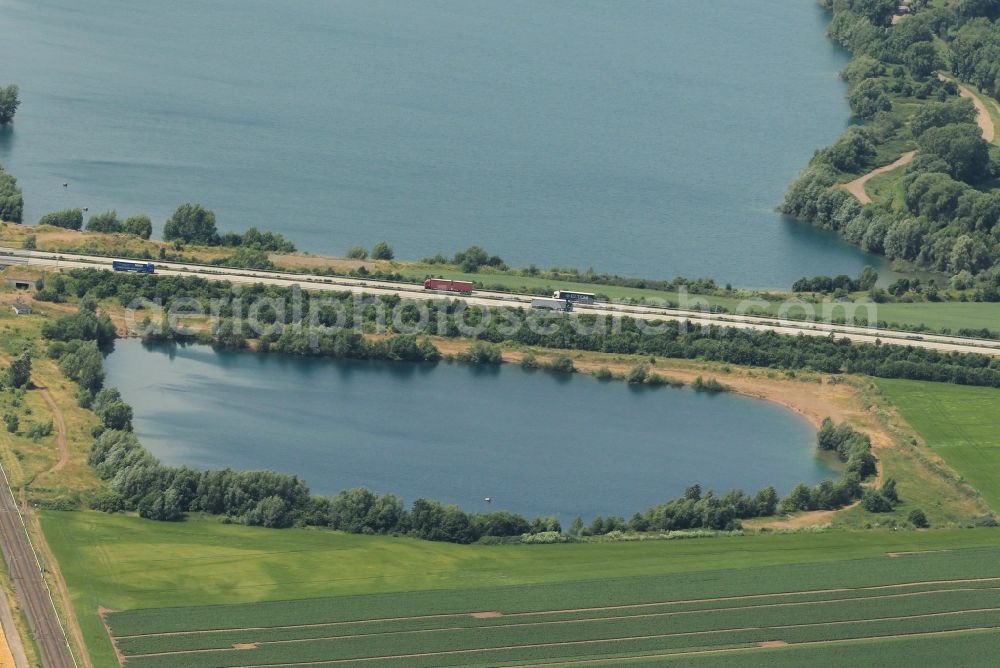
(782, 0, 1000, 294)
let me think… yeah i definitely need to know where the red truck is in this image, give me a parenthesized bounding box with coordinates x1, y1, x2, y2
(423, 278, 474, 293)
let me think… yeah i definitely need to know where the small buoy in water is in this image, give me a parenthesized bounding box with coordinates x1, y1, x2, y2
(484, 497, 491, 503)
(62, 183, 68, 187)
(83, 207, 89, 212)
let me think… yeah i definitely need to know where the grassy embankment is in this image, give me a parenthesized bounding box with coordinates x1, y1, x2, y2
(0, 294, 105, 666)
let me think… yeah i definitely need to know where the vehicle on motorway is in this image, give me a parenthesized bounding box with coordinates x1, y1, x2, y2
(553, 290, 596, 304)
(424, 278, 473, 293)
(531, 298, 573, 312)
(112, 260, 155, 274)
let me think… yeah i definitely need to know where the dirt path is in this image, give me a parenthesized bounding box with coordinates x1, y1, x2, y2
(841, 78, 996, 204)
(949, 77, 995, 142)
(840, 151, 916, 204)
(38, 388, 70, 475)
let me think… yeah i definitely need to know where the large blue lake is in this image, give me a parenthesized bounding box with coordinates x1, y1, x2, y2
(105, 340, 834, 520)
(1, 0, 887, 287)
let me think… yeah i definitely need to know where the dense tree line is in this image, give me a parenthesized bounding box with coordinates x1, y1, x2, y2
(778, 419, 877, 513)
(161, 203, 295, 251)
(84, 210, 153, 239)
(38, 208, 84, 230)
(792, 267, 879, 294)
(611, 485, 779, 534)
(33, 269, 1000, 389)
(422, 245, 507, 273)
(0, 164, 22, 223)
(785, 0, 1000, 286)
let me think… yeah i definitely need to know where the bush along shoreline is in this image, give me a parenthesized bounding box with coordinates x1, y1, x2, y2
(26, 300, 892, 542)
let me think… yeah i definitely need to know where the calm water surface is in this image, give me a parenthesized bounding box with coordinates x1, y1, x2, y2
(105, 340, 834, 519)
(0, 0, 889, 287)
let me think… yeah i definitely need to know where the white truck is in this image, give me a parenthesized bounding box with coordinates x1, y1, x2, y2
(530, 298, 573, 312)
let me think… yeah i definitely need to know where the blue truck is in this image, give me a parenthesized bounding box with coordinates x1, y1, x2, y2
(112, 260, 155, 274)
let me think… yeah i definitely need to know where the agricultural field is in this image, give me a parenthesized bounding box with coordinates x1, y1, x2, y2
(42, 511, 1000, 666)
(100, 544, 1000, 667)
(877, 379, 1000, 513)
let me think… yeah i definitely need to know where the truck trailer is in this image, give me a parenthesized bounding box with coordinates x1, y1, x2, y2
(423, 278, 474, 293)
(112, 260, 155, 274)
(531, 298, 573, 312)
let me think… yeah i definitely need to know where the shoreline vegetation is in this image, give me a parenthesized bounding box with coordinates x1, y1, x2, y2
(36, 299, 879, 542)
(781, 0, 1000, 302)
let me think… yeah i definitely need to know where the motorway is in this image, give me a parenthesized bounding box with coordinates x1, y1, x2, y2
(0, 464, 76, 668)
(5, 247, 1000, 357)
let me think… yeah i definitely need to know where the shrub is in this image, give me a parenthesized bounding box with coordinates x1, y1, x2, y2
(626, 364, 647, 384)
(547, 355, 575, 373)
(345, 246, 368, 260)
(908, 508, 930, 528)
(38, 208, 83, 230)
(371, 241, 394, 260)
(459, 341, 502, 365)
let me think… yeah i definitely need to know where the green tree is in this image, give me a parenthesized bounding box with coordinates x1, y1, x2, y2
(911, 98, 977, 138)
(853, 0, 899, 27)
(97, 400, 133, 431)
(163, 203, 219, 245)
(3, 413, 18, 433)
(857, 266, 879, 291)
(848, 79, 892, 120)
(21, 234, 35, 250)
(121, 214, 153, 239)
(904, 41, 940, 79)
(0, 167, 23, 223)
(917, 123, 991, 183)
(908, 507, 930, 528)
(861, 489, 893, 512)
(371, 241, 394, 260)
(0, 85, 19, 125)
(817, 126, 876, 172)
(345, 246, 368, 260)
(7, 351, 31, 388)
(85, 210, 120, 233)
(38, 208, 83, 230)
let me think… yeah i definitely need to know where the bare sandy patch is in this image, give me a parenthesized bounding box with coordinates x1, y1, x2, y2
(232, 642, 258, 650)
(471, 611, 503, 619)
(758, 640, 789, 647)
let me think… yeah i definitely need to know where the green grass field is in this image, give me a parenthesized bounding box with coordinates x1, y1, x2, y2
(877, 379, 1000, 513)
(42, 511, 1000, 667)
(99, 545, 1000, 667)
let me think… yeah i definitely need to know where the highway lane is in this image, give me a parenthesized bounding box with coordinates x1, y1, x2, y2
(6, 247, 1000, 357)
(0, 465, 76, 668)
